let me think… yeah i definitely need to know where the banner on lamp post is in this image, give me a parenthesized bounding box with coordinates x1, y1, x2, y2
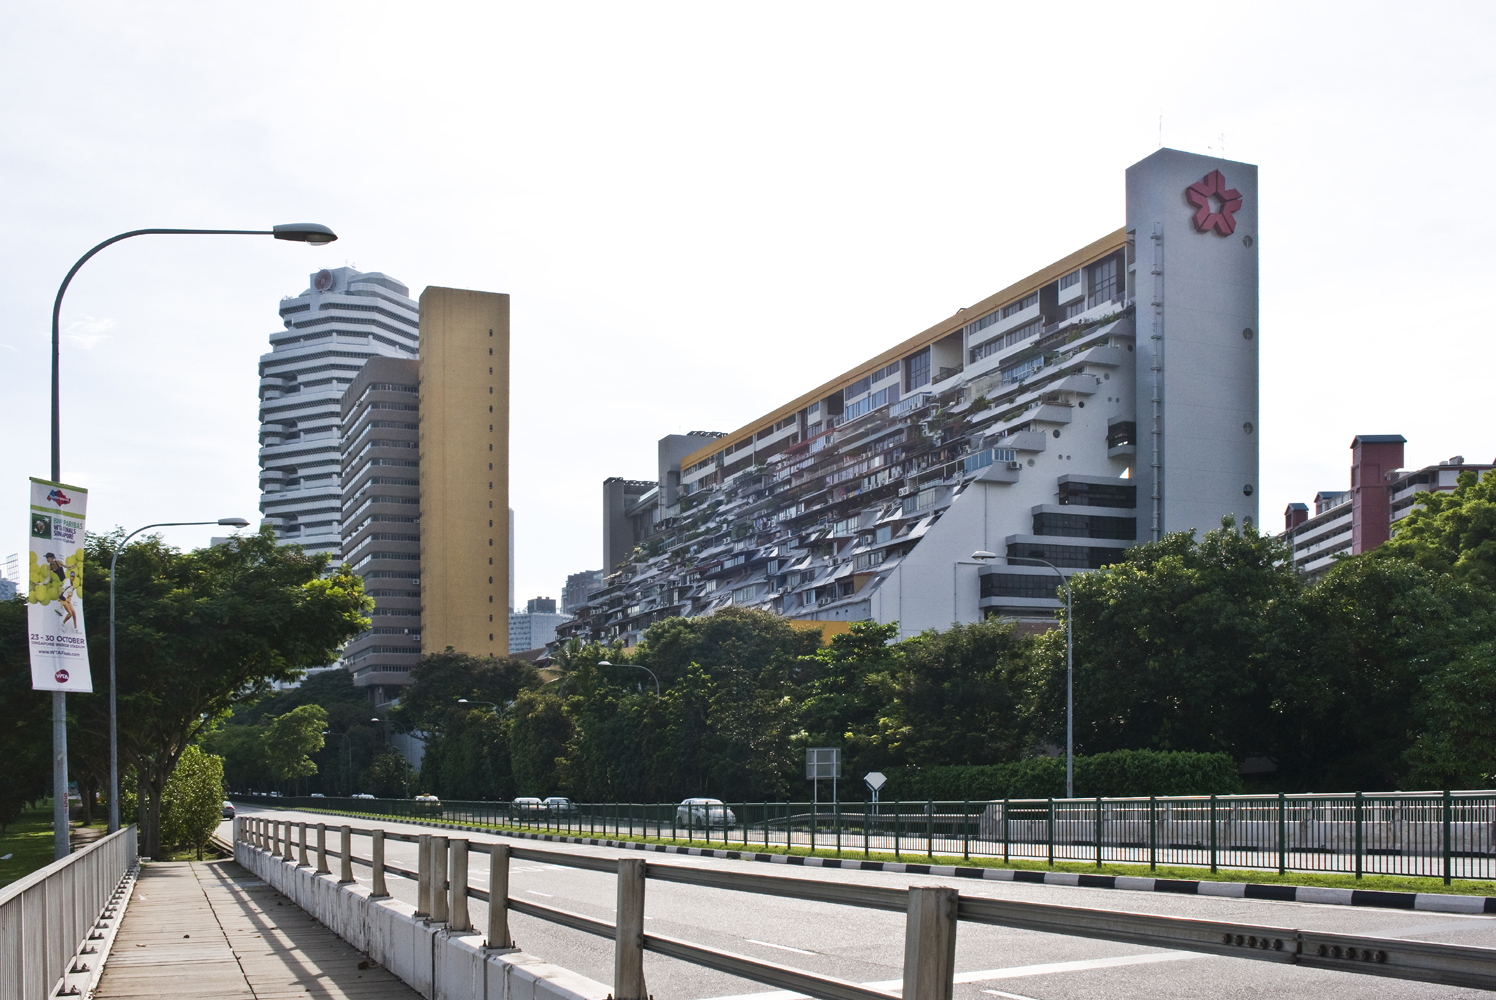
(28, 478, 92, 692)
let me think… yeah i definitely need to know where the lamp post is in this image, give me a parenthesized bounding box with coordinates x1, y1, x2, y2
(46, 221, 336, 860)
(1005, 554, 1075, 798)
(107, 517, 249, 833)
(371, 717, 419, 799)
(597, 660, 660, 696)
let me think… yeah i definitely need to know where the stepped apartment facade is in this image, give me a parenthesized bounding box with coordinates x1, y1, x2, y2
(559, 149, 1260, 644)
(258, 267, 420, 557)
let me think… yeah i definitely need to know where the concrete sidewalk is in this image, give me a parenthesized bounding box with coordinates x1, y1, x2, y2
(93, 858, 418, 999)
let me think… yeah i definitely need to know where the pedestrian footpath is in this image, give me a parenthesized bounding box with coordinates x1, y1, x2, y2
(92, 858, 419, 999)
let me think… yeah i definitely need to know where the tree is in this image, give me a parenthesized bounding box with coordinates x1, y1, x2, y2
(1034, 517, 1299, 763)
(363, 746, 416, 799)
(0, 596, 50, 833)
(882, 618, 1038, 769)
(159, 745, 225, 859)
(798, 620, 901, 780)
(1378, 468, 1496, 588)
(78, 527, 371, 857)
(261, 704, 328, 792)
(508, 690, 572, 795)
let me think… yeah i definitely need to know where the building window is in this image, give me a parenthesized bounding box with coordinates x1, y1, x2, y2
(1088, 257, 1119, 309)
(1059, 269, 1081, 290)
(905, 348, 931, 391)
(981, 573, 1063, 600)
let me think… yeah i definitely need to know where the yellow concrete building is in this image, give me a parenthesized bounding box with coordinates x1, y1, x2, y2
(418, 286, 511, 656)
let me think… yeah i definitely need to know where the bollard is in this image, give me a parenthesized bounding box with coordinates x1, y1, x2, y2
(256, 818, 264, 850)
(339, 825, 355, 883)
(283, 822, 295, 862)
(902, 886, 958, 1000)
(430, 836, 450, 923)
(271, 820, 279, 856)
(415, 834, 432, 917)
(299, 823, 310, 867)
(450, 839, 470, 932)
(316, 824, 330, 875)
(487, 843, 514, 948)
(371, 830, 387, 896)
(614, 858, 648, 1000)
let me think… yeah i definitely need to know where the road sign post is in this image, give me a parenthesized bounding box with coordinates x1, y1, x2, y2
(806, 748, 841, 852)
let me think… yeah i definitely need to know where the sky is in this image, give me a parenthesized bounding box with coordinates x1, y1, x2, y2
(1, 2, 1493, 604)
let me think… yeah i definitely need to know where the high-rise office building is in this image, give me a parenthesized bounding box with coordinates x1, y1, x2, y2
(509, 597, 571, 654)
(258, 267, 419, 558)
(0, 552, 18, 587)
(419, 287, 511, 656)
(559, 149, 1259, 644)
(340, 357, 422, 705)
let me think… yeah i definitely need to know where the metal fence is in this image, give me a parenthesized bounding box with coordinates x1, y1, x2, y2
(0, 825, 137, 1000)
(235, 790, 1496, 884)
(235, 815, 1496, 993)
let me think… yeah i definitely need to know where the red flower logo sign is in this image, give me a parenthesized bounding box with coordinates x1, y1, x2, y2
(1185, 170, 1242, 236)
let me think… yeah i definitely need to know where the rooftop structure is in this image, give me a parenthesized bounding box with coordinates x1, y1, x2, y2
(258, 267, 419, 558)
(1283, 437, 1494, 578)
(562, 569, 604, 615)
(560, 149, 1260, 644)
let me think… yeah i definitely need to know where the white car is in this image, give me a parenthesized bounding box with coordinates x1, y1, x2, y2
(676, 798, 736, 828)
(352, 793, 376, 800)
(543, 796, 578, 816)
(511, 797, 544, 816)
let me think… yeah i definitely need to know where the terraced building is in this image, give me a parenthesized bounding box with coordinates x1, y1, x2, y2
(258, 267, 420, 558)
(559, 149, 1260, 644)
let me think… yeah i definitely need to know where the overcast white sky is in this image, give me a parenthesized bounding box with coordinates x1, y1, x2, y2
(2, 2, 1493, 603)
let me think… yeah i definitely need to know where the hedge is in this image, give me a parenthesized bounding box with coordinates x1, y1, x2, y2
(889, 750, 1244, 800)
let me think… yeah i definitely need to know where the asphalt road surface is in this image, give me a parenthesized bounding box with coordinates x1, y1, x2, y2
(224, 806, 1496, 1000)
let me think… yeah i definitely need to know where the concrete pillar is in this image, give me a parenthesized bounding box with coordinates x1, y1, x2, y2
(902, 886, 958, 1000)
(416, 834, 432, 917)
(450, 839, 470, 932)
(614, 858, 648, 1000)
(316, 824, 329, 875)
(371, 830, 387, 897)
(430, 837, 450, 924)
(339, 825, 355, 883)
(299, 822, 309, 867)
(283, 822, 295, 862)
(487, 843, 513, 949)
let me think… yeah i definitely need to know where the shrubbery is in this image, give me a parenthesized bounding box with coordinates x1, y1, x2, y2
(890, 749, 1244, 801)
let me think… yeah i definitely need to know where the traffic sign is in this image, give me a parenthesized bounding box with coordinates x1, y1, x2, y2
(864, 771, 887, 792)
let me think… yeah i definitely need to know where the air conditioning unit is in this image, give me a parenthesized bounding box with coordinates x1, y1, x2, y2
(1007, 461, 1023, 470)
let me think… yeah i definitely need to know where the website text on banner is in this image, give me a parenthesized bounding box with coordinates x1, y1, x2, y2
(28, 477, 92, 693)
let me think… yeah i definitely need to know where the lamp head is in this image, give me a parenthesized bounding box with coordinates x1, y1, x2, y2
(218, 517, 251, 528)
(272, 223, 338, 246)
(970, 550, 997, 561)
(597, 660, 613, 667)
(457, 698, 469, 704)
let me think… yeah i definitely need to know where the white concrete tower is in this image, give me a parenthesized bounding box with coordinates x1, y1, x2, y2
(258, 267, 420, 558)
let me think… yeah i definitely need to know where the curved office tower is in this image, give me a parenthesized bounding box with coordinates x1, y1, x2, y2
(258, 267, 420, 559)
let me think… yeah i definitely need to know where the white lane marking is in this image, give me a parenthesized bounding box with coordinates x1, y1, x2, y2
(693, 951, 1201, 1000)
(983, 991, 1040, 1000)
(745, 939, 817, 955)
(525, 890, 554, 897)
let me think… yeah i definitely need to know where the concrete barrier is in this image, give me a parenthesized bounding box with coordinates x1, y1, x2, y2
(233, 821, 607, 1000)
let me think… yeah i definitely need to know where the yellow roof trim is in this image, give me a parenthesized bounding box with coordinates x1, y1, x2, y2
(682, 227, 1129, 470)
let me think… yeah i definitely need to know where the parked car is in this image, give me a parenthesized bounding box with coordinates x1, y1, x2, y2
(542, 796, 578, 816)
(676, 798, 736, 828)
(222, 801, 236, 819)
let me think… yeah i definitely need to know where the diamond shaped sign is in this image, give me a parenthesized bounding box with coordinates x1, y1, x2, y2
(864, 771, 887, 792)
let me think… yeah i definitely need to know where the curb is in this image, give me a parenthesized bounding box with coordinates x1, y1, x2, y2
(256, 807, 1496, 916)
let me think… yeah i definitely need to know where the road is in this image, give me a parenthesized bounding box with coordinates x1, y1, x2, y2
(225, 805, 1496, 1000)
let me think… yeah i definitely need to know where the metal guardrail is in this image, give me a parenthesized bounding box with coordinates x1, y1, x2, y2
(237, 815, 1496, 995)
(0, 825, 137, 1000)
(236, 789, 1496, 884)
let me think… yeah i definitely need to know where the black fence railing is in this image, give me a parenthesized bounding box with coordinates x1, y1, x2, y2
(232, 789, 1496, 884)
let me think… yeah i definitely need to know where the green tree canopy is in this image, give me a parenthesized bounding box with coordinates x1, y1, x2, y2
(78, 527, 371, 856)
(159, 744, 226, 859)
(261, 704, 328, 788)
(1378, 468, 1496, 588)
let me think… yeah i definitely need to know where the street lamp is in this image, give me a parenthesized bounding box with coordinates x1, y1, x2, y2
(597, 660, 660, 697)
(46, 222, 336, 859)
(107, 517, 249, 832)
(1005, 554, 1075, 799)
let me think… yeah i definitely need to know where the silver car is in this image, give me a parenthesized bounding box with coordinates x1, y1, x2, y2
(676, 798, 736, 828)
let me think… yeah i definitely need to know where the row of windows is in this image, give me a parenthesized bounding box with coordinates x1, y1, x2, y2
(970, 319, 1041, 364)
(1005, 543, 1124, 570)
(1032, 512, 1137, 540)
(905, 348, 931, 390)
(1059, 269, 1081, 289)
(844, 384, 900, 422)
(980, 573, 1064, 601)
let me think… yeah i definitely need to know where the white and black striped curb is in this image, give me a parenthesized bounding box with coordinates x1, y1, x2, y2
(251, 807, 1496, 916)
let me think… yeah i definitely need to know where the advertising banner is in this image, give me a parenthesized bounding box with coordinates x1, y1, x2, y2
(28, 477, 92, 692)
